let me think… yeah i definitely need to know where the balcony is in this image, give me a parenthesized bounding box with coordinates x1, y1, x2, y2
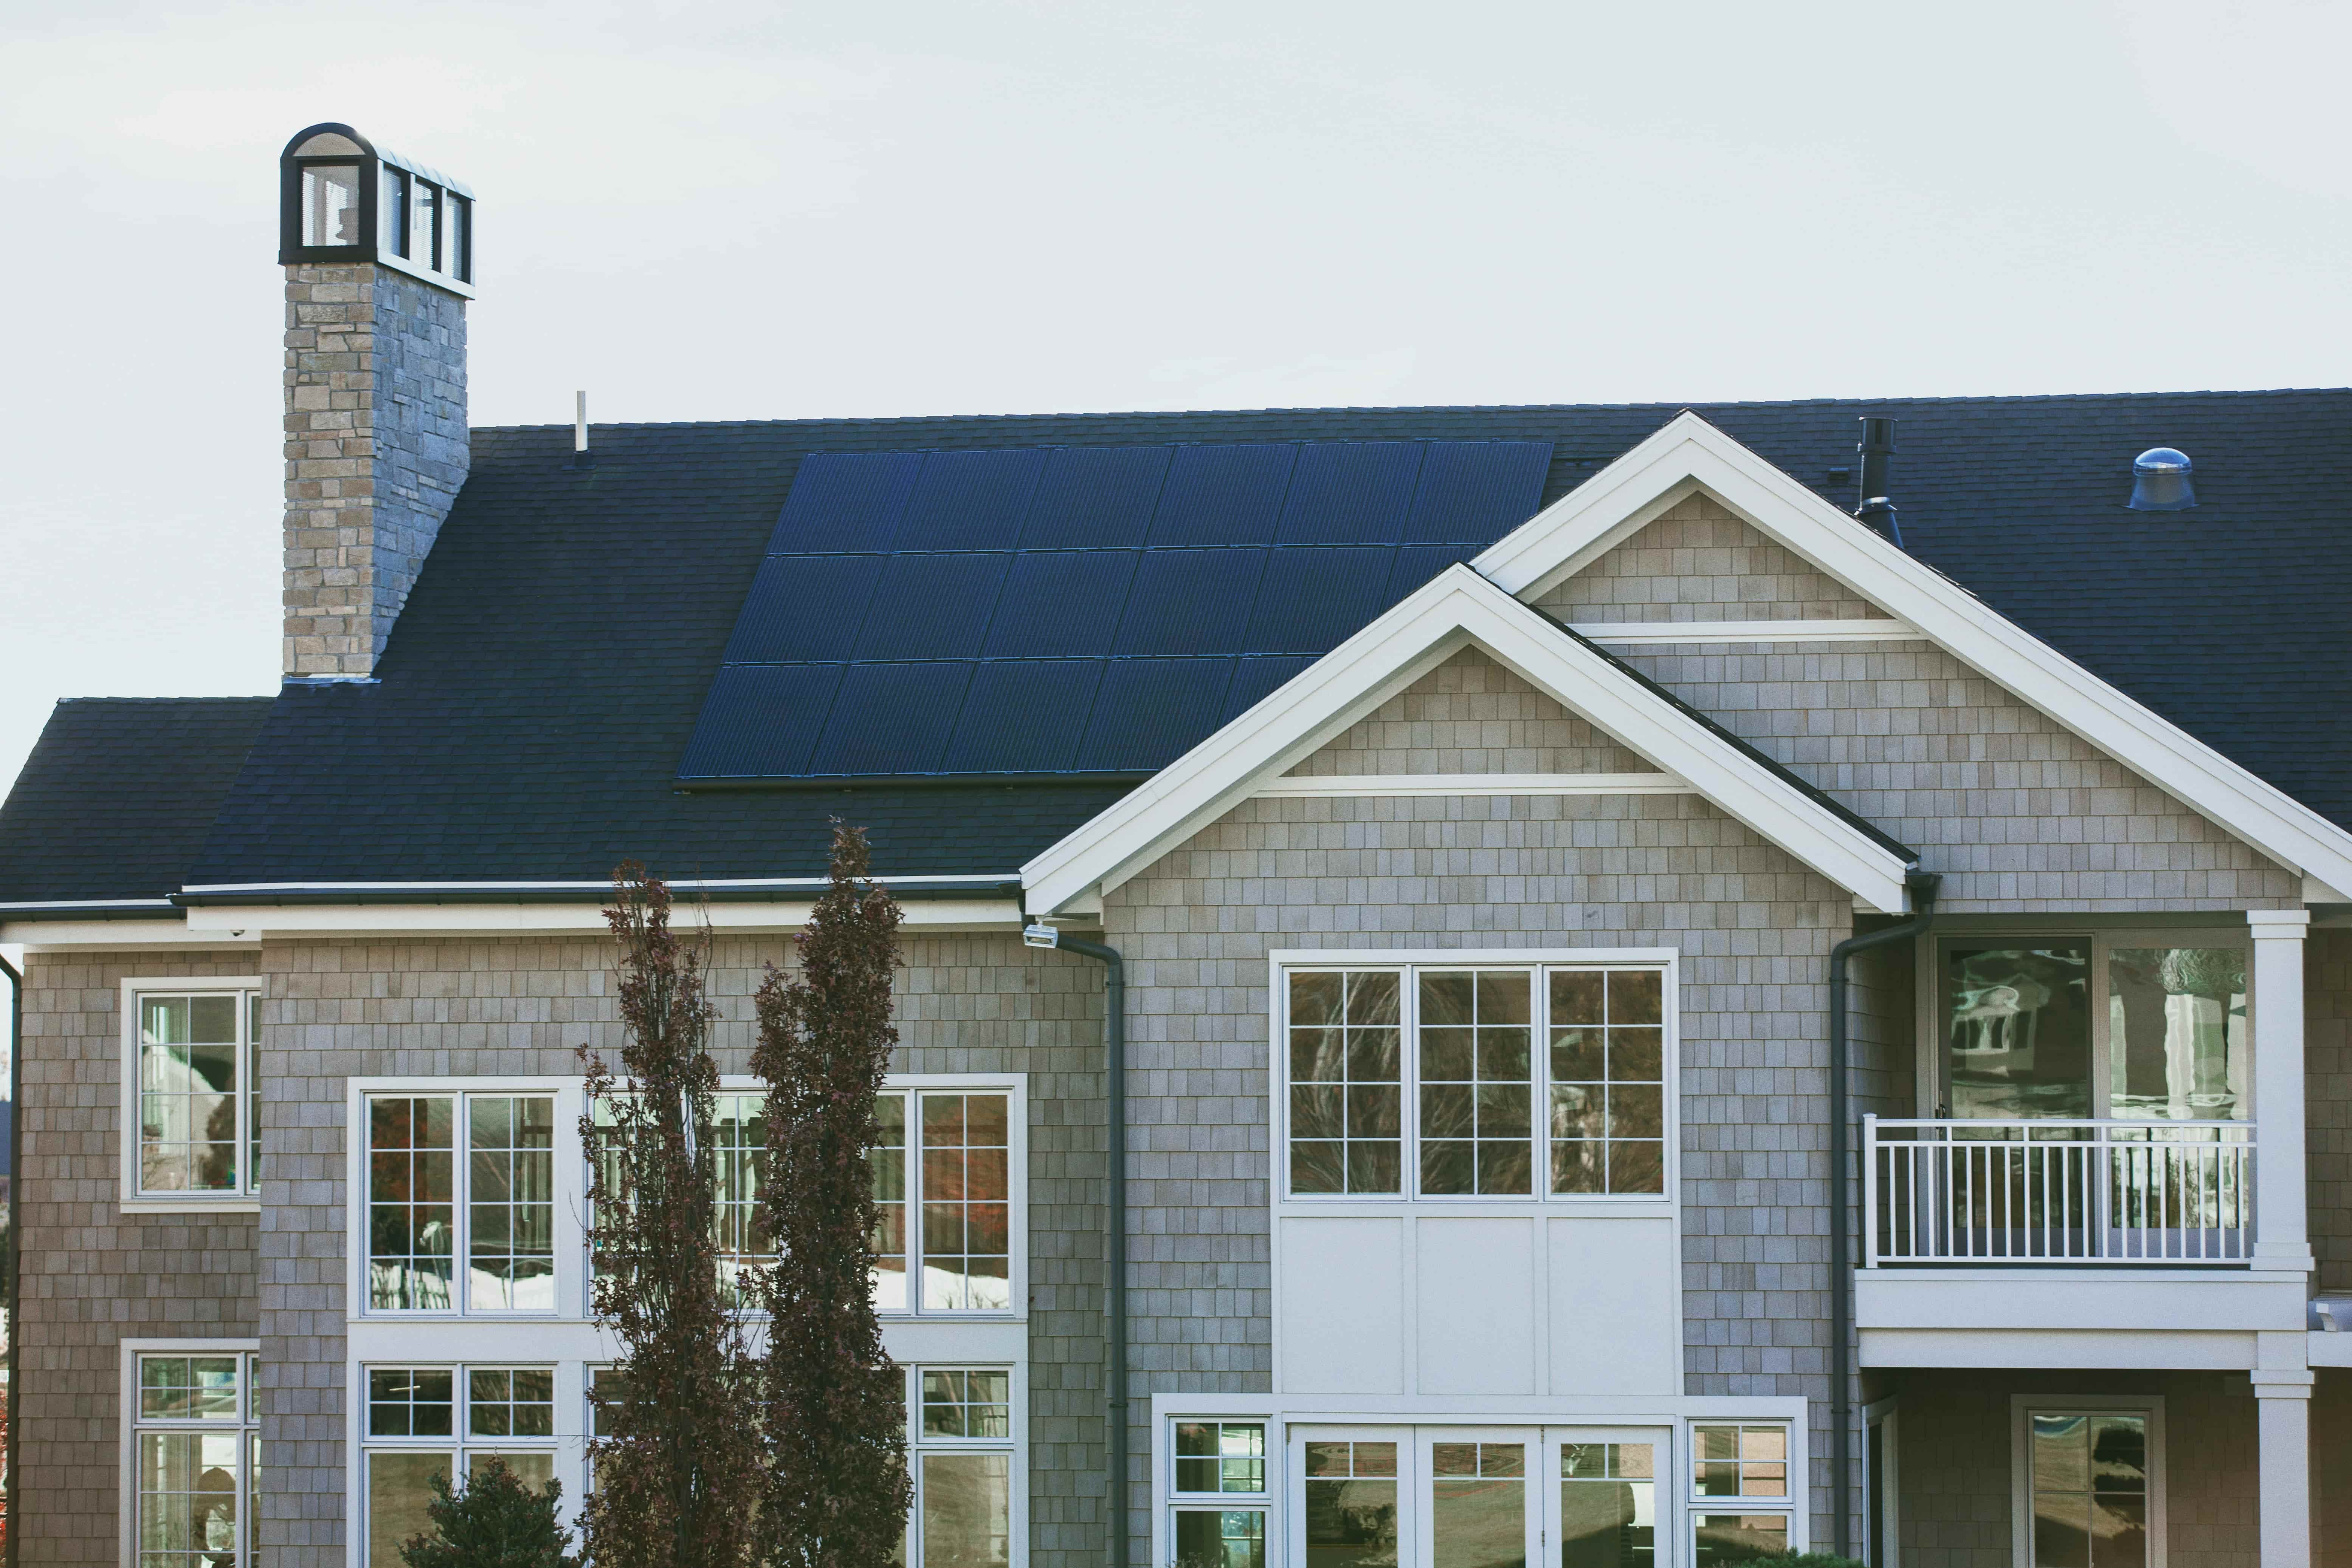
(1863, 1116, 2255, 1267)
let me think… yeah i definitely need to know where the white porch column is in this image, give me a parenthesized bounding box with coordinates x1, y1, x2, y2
(2249, 909, 2312, 1268)
(2252, 1359, 2314, 1568)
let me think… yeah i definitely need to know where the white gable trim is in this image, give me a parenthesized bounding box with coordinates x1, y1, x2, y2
(1475, 411, 2352, 896)
(1020, 566, 1915, 916)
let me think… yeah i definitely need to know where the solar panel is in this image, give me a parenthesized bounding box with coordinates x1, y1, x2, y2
(1076, 659, 1234, 773)
(679, 436, 1555, 782)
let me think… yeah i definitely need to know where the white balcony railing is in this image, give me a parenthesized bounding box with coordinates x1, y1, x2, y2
(1863, 1116, 2254, 1266)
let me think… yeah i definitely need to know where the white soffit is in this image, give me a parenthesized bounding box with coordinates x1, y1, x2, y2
(1474, 411, 2352, 896)
(1020, 565, 1915, 916)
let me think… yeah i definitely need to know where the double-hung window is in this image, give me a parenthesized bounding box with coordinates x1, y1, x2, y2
(909, 1366, 1018, 1568)
(127, 1346, 259, 1568)
(362, 1364, 560, 1566)
(1689, 1422, 1792, 1566)
(1169, 1421, 1269, 1568)
(1283, 962, 1671, 1200)
(364, 1091, 555, 1313)
(127, 985, 262, 1204)
(880, 1087, 1015, 1314)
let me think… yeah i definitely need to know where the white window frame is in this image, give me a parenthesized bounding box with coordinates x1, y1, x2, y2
(907, 1360, 1027, 1568)
(119, 1338, 261, 1568)
(2008, 1393, 2166, 1568)
(1685, 1417, 1800, 1566)
(1918, 928, 2252, 1121)
(348, 1077, 577, 1319)
(1269, 948, 1679, 1209)
(121, 977, 265, 1212)
(352, 1359, 575, 1568)
(878, 1076, 1029, 1320)
(1865, 1395, 1900, 1568)
(1165, 1413, 1276, 1568)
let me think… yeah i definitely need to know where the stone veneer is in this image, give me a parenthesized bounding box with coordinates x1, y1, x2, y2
(281, 262, 468, 678)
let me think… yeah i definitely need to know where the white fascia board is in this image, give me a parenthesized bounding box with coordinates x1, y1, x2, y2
(179, 898, 1025, 940)
(1254, 772, 1693, 798)
(1476, 410, 2352, 895)
(1021, 565, 1914, 915)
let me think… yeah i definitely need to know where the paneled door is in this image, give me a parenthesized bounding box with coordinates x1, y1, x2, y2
(1292, 1427, 1662, 1568)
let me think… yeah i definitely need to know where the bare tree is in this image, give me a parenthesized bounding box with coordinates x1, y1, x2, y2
(752, 823, 913, 1568)
(577, 865, 759, 1568)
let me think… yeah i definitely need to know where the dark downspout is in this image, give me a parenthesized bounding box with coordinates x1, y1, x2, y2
(1026, 926, 1127, 1568)
(1829, 869, 1938, 1560)
(2, 948, 18, 1568)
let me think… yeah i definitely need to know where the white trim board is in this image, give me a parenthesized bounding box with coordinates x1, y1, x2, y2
(1254, 772, 1693, 799)
(1020, 565, 1916, 915)
(1474, 411, 2352, 895)
(1569, 618, 1923, 645)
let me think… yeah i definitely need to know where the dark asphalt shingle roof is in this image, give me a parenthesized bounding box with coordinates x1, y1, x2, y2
(5, 391, 2347, 901)
(0, 698, 274, 908)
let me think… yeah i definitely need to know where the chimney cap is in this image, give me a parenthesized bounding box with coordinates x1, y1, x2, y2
(279, 122, 475, 295)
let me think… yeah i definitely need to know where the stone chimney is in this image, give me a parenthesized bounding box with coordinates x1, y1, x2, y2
(276, 124, 475, 678)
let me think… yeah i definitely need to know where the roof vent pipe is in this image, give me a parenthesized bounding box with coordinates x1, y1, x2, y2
(573, 390, 595, 471)
(1854, 416, 1902, 546)
(2127, 447, 2195, 510)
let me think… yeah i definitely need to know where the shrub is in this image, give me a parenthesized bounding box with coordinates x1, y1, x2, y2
(398, 1458, 576, 1568)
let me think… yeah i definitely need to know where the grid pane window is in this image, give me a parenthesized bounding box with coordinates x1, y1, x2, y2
(468, 1368, 555, 1438)
(2029, 1412, 2148, 1568)
(921, 1369, 1013, 1439)
(1174, 1509, 1266, 1568)
(920, 1094, 1012, 1311)
(1175, 1421, 1266, 1494)
(368, 1097, 455, 1311)
(911, 1365, 1016, 1568)
(138, 992, 253, 1194)
(711, 1093, 771, 1303)
(133, 1351, 256, 1568)
(1549, 971, 1665, 1195)
(301, 163, 361, 246)
(1288, 971, 1403, 1194)
(1692, 1426, 1787, 1498)
(379, 167, 408, 255)
(468, 1097, 555, 1311)
(1562, 1444, 1655, 1568)
(1419, 972, 1534, 1196)
(1302, 1441, 1398, 1568)
(873, 1094, 909, 1309)
(365, 1362, 559, 1565)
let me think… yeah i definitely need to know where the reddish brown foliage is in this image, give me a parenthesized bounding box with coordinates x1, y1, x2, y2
(577, 866, 759, 1568)
(752, 823, 913, 1568)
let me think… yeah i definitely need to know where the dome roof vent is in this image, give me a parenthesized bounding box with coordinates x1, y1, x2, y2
(2127, 447, 2196, 511)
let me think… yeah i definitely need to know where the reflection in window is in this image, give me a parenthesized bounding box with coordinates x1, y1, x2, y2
(1549, 971, 1665, 1194)
(1175, 1509, 1266, 1568)
(133, 1352, 256, 1568)
(1946, 947, 2092, 1119)
(2029, 1411, 2148, 1568)
(1175, 1422, 1266, 1494)
(921, 1093, 1012, 1310)
(1692, 1515, 1788, 1566)
(1692, 1426, 1786, 1498)
(301, 163, 361, 245)
(911, 1367, 1014, 1568)
(1290, 972, 1403, 1194)
(1561, 1443, 1654, 1568)
(2109, 949, 2246, 1121)
(139, 993, 244, 1193)
(1432, 1441, 1526, 1568)
(712, 1092, 771, 1303)
(379, 166, 408, 255)
(369, 1451, 449, 1567)
(1303, 1441, 1398, 1568)
(369, 1097, 455, 1310)
(922, 1369, 1012, 1439)
(1420, 973, 1533, 1196)
(468, 1096, 556, 1311)
(874, 1094, 909, 1308)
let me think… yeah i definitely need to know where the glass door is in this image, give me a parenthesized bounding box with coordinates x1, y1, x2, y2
(1292, 1427, 1665, 1568)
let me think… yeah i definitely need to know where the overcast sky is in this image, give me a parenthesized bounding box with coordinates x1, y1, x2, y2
(2, 0, 2349, 803)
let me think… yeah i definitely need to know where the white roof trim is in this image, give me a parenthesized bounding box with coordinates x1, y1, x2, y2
(1256, 772, 1695, 798)
(1020, 565, 1915, 915)
(1474, 411, 2352, 896)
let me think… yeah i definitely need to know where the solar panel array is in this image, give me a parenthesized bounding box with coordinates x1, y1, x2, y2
(678, 439, 1555, 782)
